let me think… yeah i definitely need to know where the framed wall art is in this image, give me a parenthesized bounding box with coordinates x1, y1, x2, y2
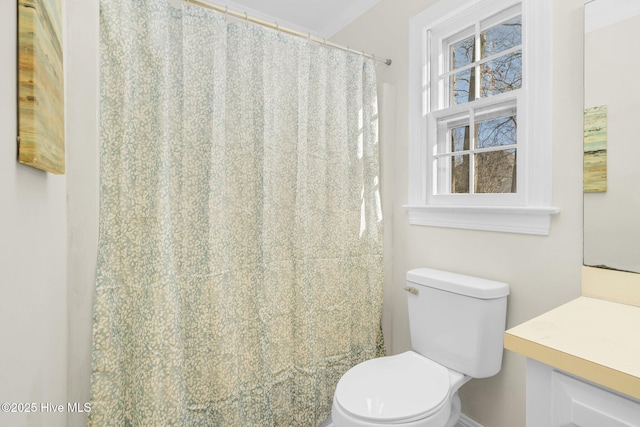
(17, 0, 65, 174)
(583, 105, 607, 193)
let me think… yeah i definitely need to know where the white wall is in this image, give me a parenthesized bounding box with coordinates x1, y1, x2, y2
(65, 0, 100, 426)
(333, 0, 585, 426)
(0, 2, 69, 426)
(0, 1, 98, 426)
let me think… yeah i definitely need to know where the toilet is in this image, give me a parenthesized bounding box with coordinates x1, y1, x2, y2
(331, 268, 509, 427)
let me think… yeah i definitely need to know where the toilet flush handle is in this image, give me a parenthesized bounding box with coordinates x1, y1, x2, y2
(403, 286, 419, 296)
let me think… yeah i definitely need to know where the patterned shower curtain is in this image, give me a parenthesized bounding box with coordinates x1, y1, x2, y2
(90, 1, 384, 426)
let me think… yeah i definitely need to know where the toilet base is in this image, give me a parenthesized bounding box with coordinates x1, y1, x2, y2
(444, 392, 462, 427)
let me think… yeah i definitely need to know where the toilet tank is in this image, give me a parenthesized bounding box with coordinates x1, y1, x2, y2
(405, 268, 509, 378)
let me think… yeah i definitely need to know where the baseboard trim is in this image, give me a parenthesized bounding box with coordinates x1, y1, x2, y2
(457, 414, 484, 427)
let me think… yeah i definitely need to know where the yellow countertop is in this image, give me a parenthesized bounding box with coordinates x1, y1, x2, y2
(504, 296, 640, 400)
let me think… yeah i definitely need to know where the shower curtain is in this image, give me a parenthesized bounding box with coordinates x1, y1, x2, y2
(90, 0, 384, 426)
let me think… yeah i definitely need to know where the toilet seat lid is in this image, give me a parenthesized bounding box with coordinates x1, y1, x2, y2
(334, 351, 450, 423)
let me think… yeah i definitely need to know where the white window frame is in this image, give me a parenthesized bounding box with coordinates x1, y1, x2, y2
(406, 0, 559, 235)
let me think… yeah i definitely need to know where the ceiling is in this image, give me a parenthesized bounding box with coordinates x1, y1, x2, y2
(215, 0, 381, 38)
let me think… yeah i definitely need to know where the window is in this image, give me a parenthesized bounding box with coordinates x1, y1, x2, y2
(407, 0, 559, 235)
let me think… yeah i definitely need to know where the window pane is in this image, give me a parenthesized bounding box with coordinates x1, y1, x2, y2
(481, 50, 522, 97)
(481, 16, 522, 58)
(475, 149, 516, 193)
(451, 154, 470, 193)
(450, 34, 475, 70)
(451, 125, 470, 152)
(450, 69, 476, 105)
(476, 115, 516, 149)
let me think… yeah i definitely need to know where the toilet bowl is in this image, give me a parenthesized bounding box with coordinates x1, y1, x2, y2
(331, 352, 470, 427)
(331, 268, 509, 427)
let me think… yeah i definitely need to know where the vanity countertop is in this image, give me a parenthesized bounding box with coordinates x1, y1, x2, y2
(504, 296, 640, 400)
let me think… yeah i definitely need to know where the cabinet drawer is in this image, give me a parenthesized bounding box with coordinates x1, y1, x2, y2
(552, 370, 640, 426)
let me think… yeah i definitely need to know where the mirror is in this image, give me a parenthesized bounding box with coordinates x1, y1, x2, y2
(584, 0, 640, 274)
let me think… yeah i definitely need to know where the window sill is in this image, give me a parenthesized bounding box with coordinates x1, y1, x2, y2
(404, 205, 560, 235)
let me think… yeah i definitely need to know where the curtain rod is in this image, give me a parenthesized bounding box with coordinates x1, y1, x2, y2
(182, 0, 392, 66)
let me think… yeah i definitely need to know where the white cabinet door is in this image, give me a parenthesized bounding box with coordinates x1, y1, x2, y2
(551, 370, 640, 427)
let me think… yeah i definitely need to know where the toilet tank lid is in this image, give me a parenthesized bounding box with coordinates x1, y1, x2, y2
(407, 268, 510, 299)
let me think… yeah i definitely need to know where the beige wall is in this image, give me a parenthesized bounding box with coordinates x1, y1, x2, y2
(333, 1, 585, 425)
